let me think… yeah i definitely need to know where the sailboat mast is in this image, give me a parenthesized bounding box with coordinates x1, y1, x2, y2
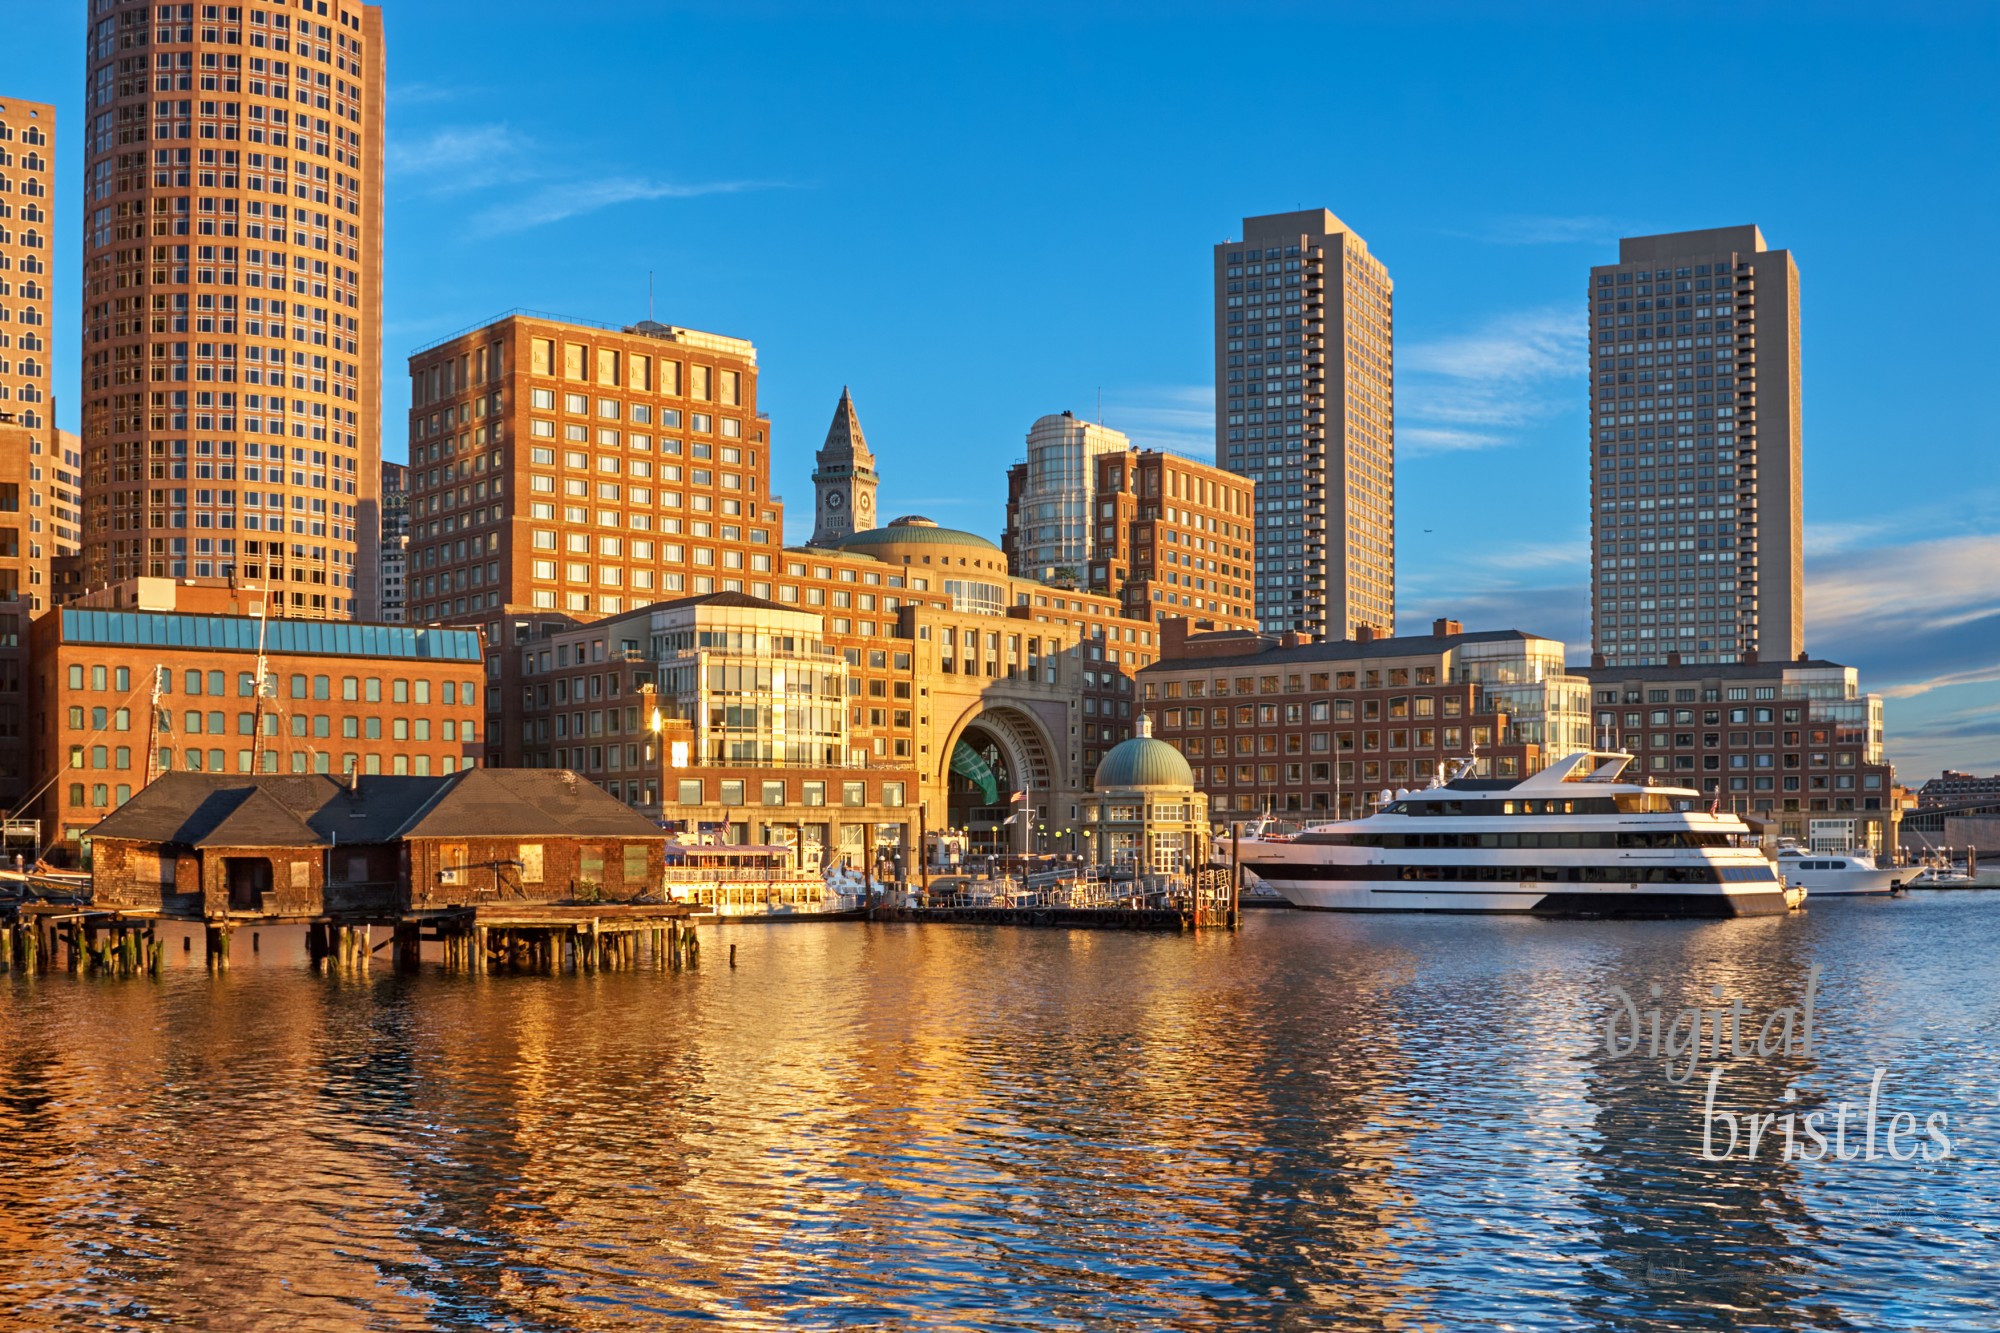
(249, 596, 271, 772)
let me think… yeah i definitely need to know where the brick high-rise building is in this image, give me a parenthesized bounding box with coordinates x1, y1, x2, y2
(1589, 225, 1802, 667)
(1215, 209, 1394, 641)
(78, 1, 385, 619)
(1086, 447, 1256, 633)
(0, 96, 55, 431)
(403, 312, 781, 628)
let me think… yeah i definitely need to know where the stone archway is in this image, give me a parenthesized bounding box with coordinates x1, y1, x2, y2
(937, 705, 1059, 857)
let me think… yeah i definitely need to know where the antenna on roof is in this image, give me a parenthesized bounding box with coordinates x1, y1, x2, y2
(648, 270, 654, 323)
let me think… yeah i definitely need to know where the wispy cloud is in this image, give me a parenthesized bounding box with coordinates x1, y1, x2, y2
(389, 81, 473, 108)
(389, 122, 783, 234)
(387, 123, 529, 183)
(1100, 385, 1215, 458)
(1806, 532, 2000, 701)
(1445, 214, 1623, 247)
(1399, 306, 1584, 455)
(472, 177, 775, 236)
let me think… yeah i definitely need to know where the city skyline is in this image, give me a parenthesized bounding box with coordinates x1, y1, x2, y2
(3, 3, 1995, 775)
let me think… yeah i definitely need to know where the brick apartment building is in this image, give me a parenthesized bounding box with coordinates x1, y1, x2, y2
(1139, 619, 1592, 821)
(27, 578, 482, 858)
(1580, 654, 1898, 852)
(1002, 424, 1257, 635)
(1087, 446, 1257, 632)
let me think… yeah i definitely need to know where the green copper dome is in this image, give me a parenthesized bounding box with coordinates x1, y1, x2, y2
(1092, 717, 1194, 791)
(832, 515, 1001, 553)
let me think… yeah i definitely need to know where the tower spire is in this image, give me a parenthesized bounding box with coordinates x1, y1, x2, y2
(810, 387, 880, 546)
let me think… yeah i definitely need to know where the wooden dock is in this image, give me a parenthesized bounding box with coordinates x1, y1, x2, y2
(0, 899, 699, 976)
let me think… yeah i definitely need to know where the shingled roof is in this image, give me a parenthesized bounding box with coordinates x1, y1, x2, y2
(85, 769, 664, 849)
(396, 768, 665, 839)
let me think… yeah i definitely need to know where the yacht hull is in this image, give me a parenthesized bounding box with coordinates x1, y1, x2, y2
(1253, 875, 1787, 918)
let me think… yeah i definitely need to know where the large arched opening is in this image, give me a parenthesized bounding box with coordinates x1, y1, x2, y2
(939, 705, 1057, 858)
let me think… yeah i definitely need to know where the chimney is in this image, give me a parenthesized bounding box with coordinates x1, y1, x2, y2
(1159, 616, 1192, 660)
(1743, 647, 1759, 664)
(1280, 630, 1303, 649)
(1591, 651, 1607, 669)
(1666, 650, 1682, 667)
(1797, 650, 1810, 662)
(1432, 618, 1463, 638)
(1354, 623, 1376, 644)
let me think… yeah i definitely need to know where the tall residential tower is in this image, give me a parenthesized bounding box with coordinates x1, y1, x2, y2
(0, 97, 54, 431)
(1003, 411, 1128, 586)
(1589, 225, 1802, 667)
(79, 0, 385, 618)
(1215, 209, 1394, 641)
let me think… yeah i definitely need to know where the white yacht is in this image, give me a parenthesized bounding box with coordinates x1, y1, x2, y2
(1240, 751, 1788, 918)
(1773, 845, 1902, 897)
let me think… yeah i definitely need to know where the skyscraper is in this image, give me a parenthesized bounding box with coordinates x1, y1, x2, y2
(1215, 209, 1394, 641)
(79, 1, 385, 619)
(1003, 411, 1128, 586)
(1589, 225, 1802, 667)
(0, 97, 54, 431)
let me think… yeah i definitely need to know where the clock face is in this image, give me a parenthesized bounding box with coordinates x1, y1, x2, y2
(858, 493, 873, 517)
(827, 491, 844, 509)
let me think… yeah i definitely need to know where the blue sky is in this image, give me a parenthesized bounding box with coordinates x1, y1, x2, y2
(5, 2, 1996, 778)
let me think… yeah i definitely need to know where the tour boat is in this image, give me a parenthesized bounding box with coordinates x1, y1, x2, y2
(1239, 751, 1788, 917)
(662, 842, 867, 919)
(1772, 845, 1903, 897)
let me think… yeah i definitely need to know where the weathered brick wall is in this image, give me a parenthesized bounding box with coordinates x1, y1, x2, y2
(406, 836, 663, 908)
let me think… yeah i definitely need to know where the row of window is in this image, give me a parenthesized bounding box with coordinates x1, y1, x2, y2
(669, 778, 906, 808)
(66, 662, 475, 703)
(1148, 667, 1440, 698)
(1164, 696, 1464, 726)
(1180, 728, 1481, 757)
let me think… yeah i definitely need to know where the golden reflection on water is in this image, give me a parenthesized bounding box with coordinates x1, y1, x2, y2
(0, 903, 1995, 1331)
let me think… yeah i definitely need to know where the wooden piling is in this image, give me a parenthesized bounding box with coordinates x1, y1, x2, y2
(204, 921, 231, 971)
(393, 921, 421, 973)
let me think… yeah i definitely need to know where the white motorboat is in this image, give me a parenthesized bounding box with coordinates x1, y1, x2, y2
(1773, 845, 1903, 897)
(1240, 751, 1787, 918)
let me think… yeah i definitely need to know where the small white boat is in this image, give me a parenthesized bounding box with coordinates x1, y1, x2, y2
(1773, 846, 1902, 897)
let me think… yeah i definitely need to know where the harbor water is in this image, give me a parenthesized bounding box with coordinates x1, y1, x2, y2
(0, 894, 1995, 1331)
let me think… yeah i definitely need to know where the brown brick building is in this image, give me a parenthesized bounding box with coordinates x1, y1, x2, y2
(1139, 619, 1591, 821)
(1087, 447, 1256, 632)
(77, 1, 385, 615)
(1580, 655, 1897, 852)
(404, 312, 780, 627)
(27, 578, 482, 859)
(2, 422, 81, 812)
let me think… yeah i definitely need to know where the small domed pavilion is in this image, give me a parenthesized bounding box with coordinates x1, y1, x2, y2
(1081, 714, 1209, 874)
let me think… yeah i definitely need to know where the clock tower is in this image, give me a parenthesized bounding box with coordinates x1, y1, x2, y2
(810, 387, 880, 546)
